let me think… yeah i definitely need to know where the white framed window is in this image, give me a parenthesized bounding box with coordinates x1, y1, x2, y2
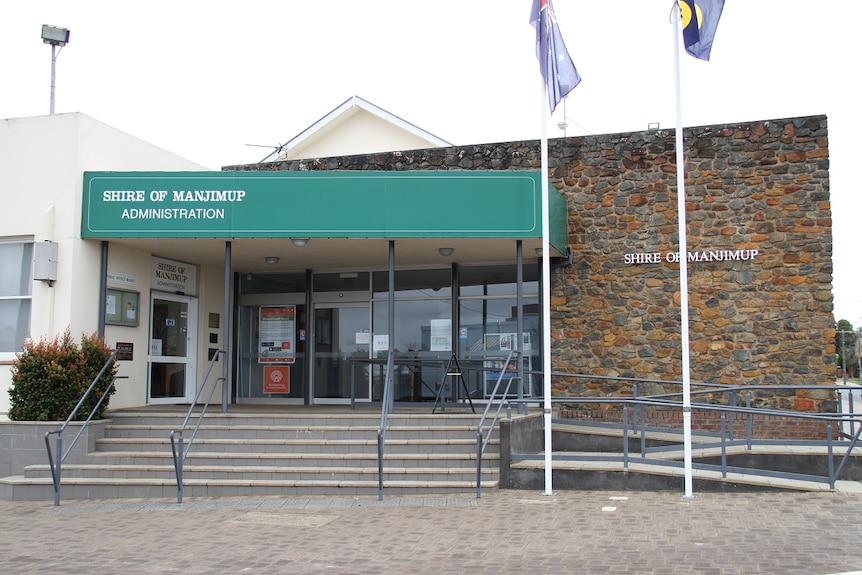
(0, 239, 33, 356)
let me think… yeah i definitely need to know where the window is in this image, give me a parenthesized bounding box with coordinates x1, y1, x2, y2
(458, 263, 541, 398)
(0, 240, 33, 354)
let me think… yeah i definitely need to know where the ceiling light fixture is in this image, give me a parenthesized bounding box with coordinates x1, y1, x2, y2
(265, 256, 279, 265)
(438, 247, 454, 257)
(292, 238, 308, 247)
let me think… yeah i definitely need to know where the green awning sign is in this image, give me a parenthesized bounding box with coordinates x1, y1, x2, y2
(83, 171, 567, 249)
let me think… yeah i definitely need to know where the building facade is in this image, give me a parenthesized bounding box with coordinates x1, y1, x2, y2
(228, 114, 835, 411)
(0, 112, 833, 418)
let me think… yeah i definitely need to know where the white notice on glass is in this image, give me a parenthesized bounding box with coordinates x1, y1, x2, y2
(430, 319, 452, 351)
(373, 335, 389, 353)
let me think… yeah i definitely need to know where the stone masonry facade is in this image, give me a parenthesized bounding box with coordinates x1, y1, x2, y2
(226, 114, 834, 413)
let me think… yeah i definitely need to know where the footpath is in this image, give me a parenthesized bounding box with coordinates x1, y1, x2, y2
(2, 489, 862, 574)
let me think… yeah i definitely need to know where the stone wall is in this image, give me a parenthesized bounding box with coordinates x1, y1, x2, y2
(555, 115, 833, 410)
(226, 114, 834, 410)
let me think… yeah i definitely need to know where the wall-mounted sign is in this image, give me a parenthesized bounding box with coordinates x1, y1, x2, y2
(115, 342, 134, 361)
(151, 256, 198, 295)
(624, 248, 761, 265)
(107, 271, 138, 287)
(259, 305, 295, 364)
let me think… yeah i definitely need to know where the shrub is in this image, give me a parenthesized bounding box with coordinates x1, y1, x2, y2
(8, 329, 118, 421)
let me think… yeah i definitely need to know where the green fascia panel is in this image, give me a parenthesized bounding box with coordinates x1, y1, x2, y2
(548, 184, 567, 255)
(82, 171, 568, 252)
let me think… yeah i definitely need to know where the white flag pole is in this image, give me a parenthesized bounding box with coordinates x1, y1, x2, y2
(540, 78, 554, 497)
(672, 1, 695, 498)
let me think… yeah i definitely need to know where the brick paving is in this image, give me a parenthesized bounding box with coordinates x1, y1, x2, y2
(2, 489, 862, 574)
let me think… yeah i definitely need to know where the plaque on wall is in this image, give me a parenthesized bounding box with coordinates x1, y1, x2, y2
(115, 342, 134, 361)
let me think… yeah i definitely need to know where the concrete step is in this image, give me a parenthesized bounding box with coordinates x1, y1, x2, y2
(103, 424, 494, 441)
(2, 408, 501, 502)
(22, 462, 497, 482)
(105, 411, 486, 429)
(0, 475, 499, 502)
(95, 437, 494, 454)
(57, 450, 499, 468)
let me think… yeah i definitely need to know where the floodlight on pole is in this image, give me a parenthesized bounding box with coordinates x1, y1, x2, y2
(41, 25, 70, 115)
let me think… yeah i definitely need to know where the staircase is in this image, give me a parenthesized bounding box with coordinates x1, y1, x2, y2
(0, 407, 500, 501)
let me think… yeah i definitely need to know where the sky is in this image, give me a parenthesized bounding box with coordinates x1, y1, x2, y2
(2, 1, 859, 326)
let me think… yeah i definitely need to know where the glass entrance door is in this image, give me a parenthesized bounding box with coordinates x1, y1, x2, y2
(149, 293, 197, 404)
(313, 304, 370, 403)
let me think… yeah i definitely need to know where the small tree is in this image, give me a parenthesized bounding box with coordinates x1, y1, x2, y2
(7, 329, 118, 421)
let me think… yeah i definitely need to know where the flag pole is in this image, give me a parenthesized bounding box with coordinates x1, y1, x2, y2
(540, 78, 554, 496)
(672, 1, 695, 498)
(531, 0, 581, 498)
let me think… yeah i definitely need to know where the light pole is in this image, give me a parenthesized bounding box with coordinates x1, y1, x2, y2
(843, 330, 847, 384)
(857, 335, 861, 383)
(838, 329, 854, 384)
(41, 25, 70, 115)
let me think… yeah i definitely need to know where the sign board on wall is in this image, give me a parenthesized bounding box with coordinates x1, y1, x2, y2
(115, 342, 134, 361)
(107, 271, 138, 287)
(151, 256, 198, 295)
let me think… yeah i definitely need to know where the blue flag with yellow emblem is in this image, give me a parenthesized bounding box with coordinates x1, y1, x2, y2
(681, 0, 725, 61)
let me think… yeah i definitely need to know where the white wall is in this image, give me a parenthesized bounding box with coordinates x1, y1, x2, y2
(104, 243, 153, 409)
(290, 112, 437, 160)
(196, 263, 231, 404)
(0, 113, 208, 417)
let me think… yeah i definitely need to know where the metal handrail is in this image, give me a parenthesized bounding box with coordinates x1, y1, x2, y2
(507, 386, 862, 490)
(44, 349, 125, 506)
(475, 349, 519, 498)
(377, 350, 396, 501)
(169, 350, 226, 503)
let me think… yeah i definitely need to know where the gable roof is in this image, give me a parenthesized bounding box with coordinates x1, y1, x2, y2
(260, 95, 453, 162)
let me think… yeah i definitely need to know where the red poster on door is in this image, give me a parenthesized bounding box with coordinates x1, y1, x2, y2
(263, 365, 290, 394)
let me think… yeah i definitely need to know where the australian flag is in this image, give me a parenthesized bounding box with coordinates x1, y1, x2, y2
(681, 0, 725, 61)
(530, 0, 581, 113)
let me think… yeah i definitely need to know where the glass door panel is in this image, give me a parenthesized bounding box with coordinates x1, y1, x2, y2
(237, 304, 306, 400)
(313, 305, 370, 403)
(149, 293, 196, 403)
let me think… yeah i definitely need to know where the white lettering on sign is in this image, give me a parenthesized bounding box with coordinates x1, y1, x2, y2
(624, 249, 761, 265)
(103, 190, 146, 202)
(120, 208, 225, 220)
(171, 190, 246, 202)
(623, 252, 663, 265)
(106, 189, 245, 220)
(151, 257, 197, 295)
(155, 261, 188, 285)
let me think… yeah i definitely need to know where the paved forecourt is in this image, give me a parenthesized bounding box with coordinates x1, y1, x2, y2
(2, 489, 862, 574)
